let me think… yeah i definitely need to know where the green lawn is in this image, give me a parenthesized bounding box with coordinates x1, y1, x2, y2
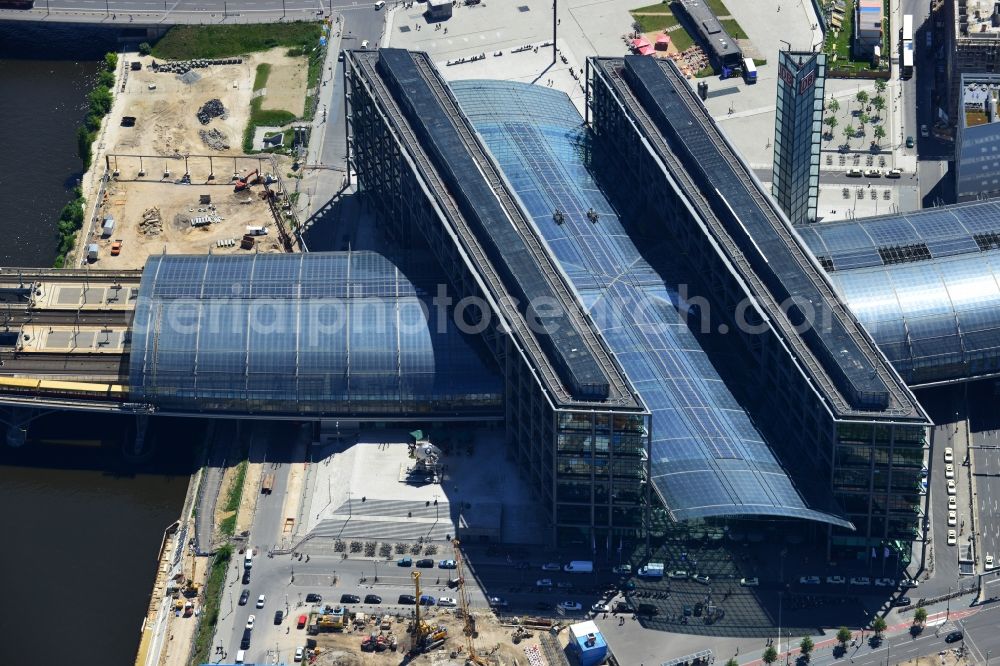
(669, 27, 694, 51)
(632, 12, 680, 32)
(705, 0, 730, 15)
(151, 22, 323, 59)
(822, 0, 890, 74)
(252, 63, 271, 91)
(719, 18, 747, 39)
(189, 546, 232, 666)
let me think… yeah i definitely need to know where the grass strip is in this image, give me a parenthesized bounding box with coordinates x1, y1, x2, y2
(188, 545, 232, 666)
(225, 459, 248, 512)
(151, 22, 323, 59)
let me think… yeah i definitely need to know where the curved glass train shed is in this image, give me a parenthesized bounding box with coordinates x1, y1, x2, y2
(798, 201, 1000, 385)
(452, 79, 851, 528)
(128, 252, 503, 416)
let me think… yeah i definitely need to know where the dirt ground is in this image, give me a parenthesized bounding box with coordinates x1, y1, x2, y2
(261, 59, 309, 118)
(311, 610, 563, 666)
(108, 48, 308, 158)
(87, 178, 286, 269)
(899, 650, 970, 665)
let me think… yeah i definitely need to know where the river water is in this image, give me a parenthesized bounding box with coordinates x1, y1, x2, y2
(0, 24, 191, 664)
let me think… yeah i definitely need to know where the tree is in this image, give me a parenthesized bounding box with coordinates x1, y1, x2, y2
(836, 626, 852, 646)
(725, 660, 739, 666)
(138, 41, 152, 56)
(873, 125, 887, 145)
(872, 616, 887, 636)
(858, 113, 870, 132)
(762, 645, 779, 664)
(856, 89, 869, 106)
(824, 116, 838, 139)
(799, 636, 814, 660)
(104, 51, 118, 73)
(843, 125, 856, 143)
(875, 78, 887, 95)
(828, 98, 840, 114)
(914, 607, 928, 624)
(872, 95, 886, 115)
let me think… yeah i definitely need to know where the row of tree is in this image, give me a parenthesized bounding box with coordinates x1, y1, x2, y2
(822, 79, 891, 147)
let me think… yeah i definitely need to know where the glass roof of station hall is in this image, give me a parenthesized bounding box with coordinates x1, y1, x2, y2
(452, 80, 851, 528)
(128, 252, 503, 417)
(798, 201, 1000, 385)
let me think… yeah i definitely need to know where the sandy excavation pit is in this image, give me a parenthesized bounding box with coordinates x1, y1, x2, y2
(86, 179, 286, 269)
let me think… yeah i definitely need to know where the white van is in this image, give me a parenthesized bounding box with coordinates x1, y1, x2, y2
(235, 649, 246, 664)
(563, 560, 593, 573)
(244, 550, 253, 569)
(374, 0, 385, 8)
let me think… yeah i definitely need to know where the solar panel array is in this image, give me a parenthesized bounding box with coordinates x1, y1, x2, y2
(621, 55, 894, 412)
(798, 201, 1000, 384)
(128, 252, 503, 415)
(451, 80, 852, 527)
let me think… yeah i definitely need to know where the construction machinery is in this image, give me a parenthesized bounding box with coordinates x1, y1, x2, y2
(453, 539, 490, 666)
(234, 169, 259, 192)
(408, 571, 448, 654)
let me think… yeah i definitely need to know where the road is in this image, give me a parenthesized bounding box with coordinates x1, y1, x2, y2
(900, 0, 953, 204)
(968, 384, 1000, 580)
(0, 0, 373, 24)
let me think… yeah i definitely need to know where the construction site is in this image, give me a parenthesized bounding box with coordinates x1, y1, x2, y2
(82, 162, 296, 268)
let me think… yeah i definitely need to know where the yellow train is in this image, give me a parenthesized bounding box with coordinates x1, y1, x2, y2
(0, 376, 126, 400)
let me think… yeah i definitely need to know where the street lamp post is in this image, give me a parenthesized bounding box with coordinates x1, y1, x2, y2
(947, 586, 952, 620)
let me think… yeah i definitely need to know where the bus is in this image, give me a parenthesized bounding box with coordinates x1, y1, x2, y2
(901, 14, 914, 79)
(0, 1, 35, 7)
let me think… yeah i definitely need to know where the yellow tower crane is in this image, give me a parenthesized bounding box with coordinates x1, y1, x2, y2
(452, 539, 489, 666)
(410, 570, 431, 647)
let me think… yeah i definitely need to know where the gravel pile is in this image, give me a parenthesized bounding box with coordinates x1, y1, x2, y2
(139, 207, 162, 236)
(178, 69, 201, 85)
(199, 128, 230, 151)
(196, 99, 226, 125)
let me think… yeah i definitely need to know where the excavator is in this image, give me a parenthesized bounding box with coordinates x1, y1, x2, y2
(233, 169, 259, 192)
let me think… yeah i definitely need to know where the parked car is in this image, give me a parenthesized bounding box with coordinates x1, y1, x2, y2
(693, 574, 711, 585)
(558, 601, 583, 611)
(949, 495, 958, 509)
(397, 557, 412, 567)
(416, 559, 434, 568)
(294, 646, 304, 662)
(987, 554, 995, 570)
(850, 577, 871, 586)
(874, 578, 895, 587)
(947, 480, 957, 495)
(437, 597, 457, 607)
(740, 577, 759, 587)
(893, 596, 911, 607)
(847, 168, 863, 177)
(488, 596, 509, 608)
(946, 463, 955, 479)
(340, 594, 361, 604)
(242, 569, 251, 585)
(669, 570, 689, 580)
(536, 578, 553, 588)
(360, 39, 370, 49)
(944, 447, 954, 463)
(948, 529, 958, 546)
(948, 511, 958, 526)
(611, 564, 632, 575)
(864, 168, 881, 178)
(905, 135, 915, 148)
(826, 575, 846, 585)
(256, 594, 266, 609)
(901, 578, 919, 588)
(419, 595, 436, 606)
(246, 615, 255, 630)
(799, 576, 821, 585)
(305, 593, 322, 603)
(274, 610, 284, 624)
(364, 594, 382, 604)
(556, 581, 574, 589)
(920, 124, 930, 138)
(398, 595, 416, 605)
(886, 168, 902, 178)
(438, 560, 457, 569)
(239, 590, 250, 606)
(541, 563, 562, 572)
(945, 630, 964, 642)
(592, 602, 611, 613)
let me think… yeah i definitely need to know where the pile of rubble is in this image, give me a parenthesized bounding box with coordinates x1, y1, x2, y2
(199, 128, 230, 151)
(151, 57, 243, 75)
(139, 207, 163, 236)
(196, 99, 226, 125)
